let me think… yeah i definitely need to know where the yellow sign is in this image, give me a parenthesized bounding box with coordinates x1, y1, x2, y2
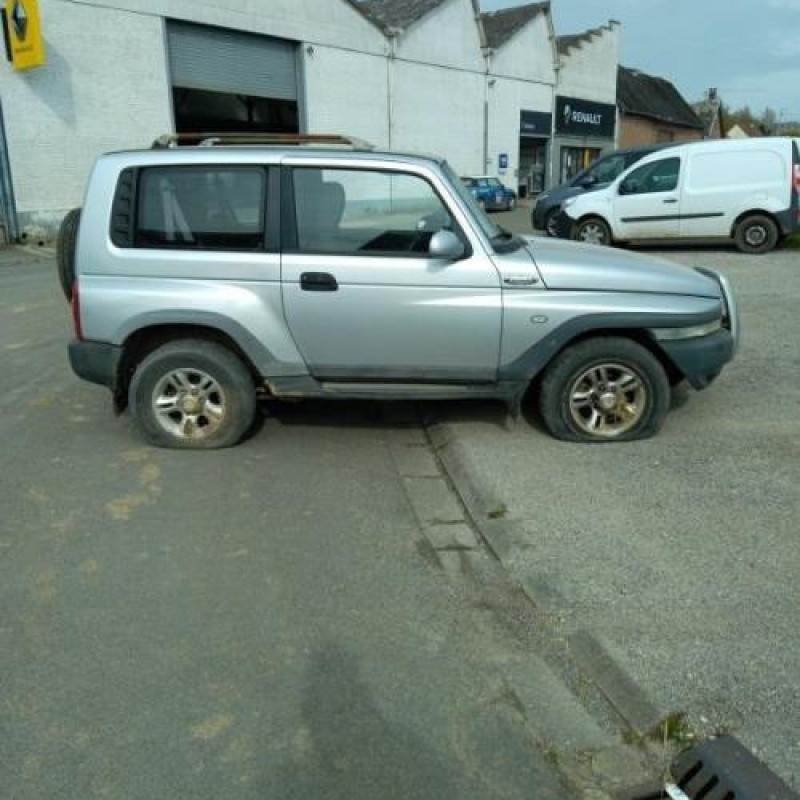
(4, 0, 45, 70)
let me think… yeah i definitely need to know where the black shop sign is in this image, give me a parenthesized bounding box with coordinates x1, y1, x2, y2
(556, 96, 616, 138)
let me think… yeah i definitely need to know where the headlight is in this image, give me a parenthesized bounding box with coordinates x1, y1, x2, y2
(651, 319, 723, 341)
(537, 192, 550, 203)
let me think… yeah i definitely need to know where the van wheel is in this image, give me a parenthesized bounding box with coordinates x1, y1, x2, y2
(56, 208, 81, 300)
(129, 340, 257, 450)
(538, 337, 670, 443)
(574, 217, 612, 246)
(734, 215, 778, 255)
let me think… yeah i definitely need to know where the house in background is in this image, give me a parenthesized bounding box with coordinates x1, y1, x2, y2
(692, 88, 725, 139)
(617, 66, 704, 147)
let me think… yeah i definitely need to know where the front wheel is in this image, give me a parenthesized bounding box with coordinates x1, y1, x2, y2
(574, 217, 612, 246)
(544, 208, 561, 237)
(538, 337, 671, 443)
(129, 340, 257, 449)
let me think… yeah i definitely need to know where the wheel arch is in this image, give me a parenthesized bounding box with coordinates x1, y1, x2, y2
(115, 323, 261, 412)
(574, 213, 615, 242)
(730, 209, 780, 238)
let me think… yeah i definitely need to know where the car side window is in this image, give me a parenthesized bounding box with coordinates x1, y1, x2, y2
(621, 157, 681, 196)
(586, 154, 626, 184)
(291, 168, 457, 256)
(134, 166, 267, 250)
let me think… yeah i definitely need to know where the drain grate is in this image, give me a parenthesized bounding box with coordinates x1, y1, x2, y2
(670, 736, 797, 800)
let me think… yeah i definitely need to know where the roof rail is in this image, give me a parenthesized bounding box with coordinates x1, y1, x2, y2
(151, 132, 376, 150)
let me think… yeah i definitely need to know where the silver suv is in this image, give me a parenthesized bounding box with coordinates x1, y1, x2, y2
(66, 134, 739, 448)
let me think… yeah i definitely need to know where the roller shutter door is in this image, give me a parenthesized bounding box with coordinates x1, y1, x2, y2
(167, 20, 298, 101)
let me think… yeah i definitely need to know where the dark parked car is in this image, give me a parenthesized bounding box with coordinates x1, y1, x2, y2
(532, 144, 676, 236)
(461, 176, 516, 212)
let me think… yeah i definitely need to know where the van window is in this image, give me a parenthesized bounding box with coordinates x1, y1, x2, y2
(687, 150, 785, 191)
(621, 157, 681, 195)
(135, 166, 266, 250)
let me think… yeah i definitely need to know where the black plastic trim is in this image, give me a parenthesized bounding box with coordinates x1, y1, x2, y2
(68, 340, 122, 389)
(110, 168, 137, 248)
(498, 310, 722, 381)
(620, 213, 725, 224)
(658, 329, 734, 389)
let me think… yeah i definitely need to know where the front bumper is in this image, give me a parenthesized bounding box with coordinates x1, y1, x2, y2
(658, 329, 734, 390)
(68, 340, 122, 389)
(553, 210, 575, 239)
(657, 268, 741, 390)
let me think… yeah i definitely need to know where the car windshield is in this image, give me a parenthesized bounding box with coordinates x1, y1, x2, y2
(442, 163, 521, 253)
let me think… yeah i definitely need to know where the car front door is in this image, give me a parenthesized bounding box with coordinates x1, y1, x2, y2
(613, 156, 682, 240)
(280, 163, 502, 383)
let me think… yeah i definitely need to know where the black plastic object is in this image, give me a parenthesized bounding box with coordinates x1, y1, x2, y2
(300, 272, 338, 292)
(672, 735, 798, 800)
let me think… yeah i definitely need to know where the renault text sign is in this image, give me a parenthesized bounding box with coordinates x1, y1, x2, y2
(3, 0, 45, 70)
(555, 96, 615, 138)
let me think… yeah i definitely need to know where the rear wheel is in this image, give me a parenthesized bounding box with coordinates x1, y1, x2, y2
(129, 340, 257, 449)
(574, 217, 612, 246)
(56, 208, 81, 300)
(734, 214, 778, 255)
(538, 337, 670, 443)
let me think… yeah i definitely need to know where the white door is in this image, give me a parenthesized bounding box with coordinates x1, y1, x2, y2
(613, 156, 683, 240)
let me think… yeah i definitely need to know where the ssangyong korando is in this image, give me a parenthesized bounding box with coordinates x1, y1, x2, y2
(62, 134, 740, 449)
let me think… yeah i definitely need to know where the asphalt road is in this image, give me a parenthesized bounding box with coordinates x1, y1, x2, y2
(0, 248, 572, 800)
(441, 207, 800, 784)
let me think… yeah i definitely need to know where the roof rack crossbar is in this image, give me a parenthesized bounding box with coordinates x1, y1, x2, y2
(151, 133, 375, 150)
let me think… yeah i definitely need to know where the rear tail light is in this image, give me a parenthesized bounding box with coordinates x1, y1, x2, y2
(70, 280, 83, 340)
(793, 164, 800, 191)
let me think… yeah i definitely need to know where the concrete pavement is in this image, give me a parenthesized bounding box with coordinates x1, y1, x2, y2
(434, 212, 800, 784)
(0, 248, 581, 799)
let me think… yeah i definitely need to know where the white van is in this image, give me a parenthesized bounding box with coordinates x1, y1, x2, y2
(559, 137, 800, 254)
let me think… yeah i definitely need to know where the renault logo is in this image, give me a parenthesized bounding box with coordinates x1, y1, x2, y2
(11, 0, 27, 40)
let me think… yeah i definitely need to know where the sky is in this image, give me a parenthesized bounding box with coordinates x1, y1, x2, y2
(481, 0, 800, 120)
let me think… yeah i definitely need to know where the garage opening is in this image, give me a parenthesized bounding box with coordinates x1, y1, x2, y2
(167, 20, 300, 136)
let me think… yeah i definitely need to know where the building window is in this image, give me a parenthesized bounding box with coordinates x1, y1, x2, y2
(135, 166, 267, 250)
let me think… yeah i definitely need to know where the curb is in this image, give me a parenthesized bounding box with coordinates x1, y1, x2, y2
(424, 416, 677, 742)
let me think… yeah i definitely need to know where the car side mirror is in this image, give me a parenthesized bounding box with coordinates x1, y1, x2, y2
(619, 180, 634, 196)
(429, 230, 465, 260)
(578, 175, 597, 189)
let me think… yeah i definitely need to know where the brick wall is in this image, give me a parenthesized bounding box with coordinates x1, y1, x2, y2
(619, 114, 703, 148)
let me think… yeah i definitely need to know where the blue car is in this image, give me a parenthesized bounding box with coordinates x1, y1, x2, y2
(461, 176, 516, 212)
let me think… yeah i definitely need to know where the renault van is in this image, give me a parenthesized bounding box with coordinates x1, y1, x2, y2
(559, 138, 800, 254)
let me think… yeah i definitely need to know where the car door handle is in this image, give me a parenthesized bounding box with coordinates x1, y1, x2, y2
(504, 275, 540, 286)
(300, 272, 338, 292)
(663, 198, 678, 204)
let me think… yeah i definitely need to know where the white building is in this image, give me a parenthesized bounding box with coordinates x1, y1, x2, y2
(0, 0, 620, 240)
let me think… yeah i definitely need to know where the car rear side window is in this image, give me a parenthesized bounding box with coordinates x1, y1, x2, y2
(133, 166, 267, 251)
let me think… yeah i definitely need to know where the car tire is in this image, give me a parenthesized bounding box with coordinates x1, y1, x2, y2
(538, 337, 671, 443)
(129, 339, 257, 450)
(574, 217, 612, 246)
(734, 214, 779, 255)
(56, 208, 81, 300)
(544, 208, 561, 237)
